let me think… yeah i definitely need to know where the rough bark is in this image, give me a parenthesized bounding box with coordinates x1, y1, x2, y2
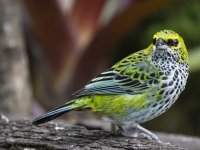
(0, 0, 32, 116)
(0, 117, 189, 150)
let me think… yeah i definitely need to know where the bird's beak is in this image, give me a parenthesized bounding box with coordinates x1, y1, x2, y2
(155, 39, 168, 50)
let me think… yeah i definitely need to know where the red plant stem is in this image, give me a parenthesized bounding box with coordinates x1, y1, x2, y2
(23, 0, 77, 74)
(71, 0, 106, 48)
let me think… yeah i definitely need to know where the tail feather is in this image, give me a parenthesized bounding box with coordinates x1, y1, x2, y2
(32, 103, 79, 125)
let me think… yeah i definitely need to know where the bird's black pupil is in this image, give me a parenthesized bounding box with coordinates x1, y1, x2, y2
(173, 39, 178, 45)
(167, 39, 178, 46)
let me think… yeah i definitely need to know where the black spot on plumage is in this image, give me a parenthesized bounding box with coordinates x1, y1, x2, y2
(122, 60, 130, 63)
(159, 71, 164, 76)
(181, 56, 185, 61)
(137, 55, 142, 59)
(180, 75, 183, 80)
(159, 90, 165, 95)
(149, 79, 153, 84)
(158, 105, 163, 110)
(150, 73, 156, 77)
(165, 98, 170, 104)
(162, 76, 168, 80)
(146, 75, 151, 80)
(172, 95, 176, 100)
(167, 52, 171, 57)
(165, 91, 170, 95)
(180, 81, 183, 85)
(160, 100, 165, 104)
(133, 72, 139, 78)
(168, 81, 174, 86)
(117, 64, 126, 68)
(153, 103, 158, 108)
(153, 79, 159, 84)
(171, 55, 176, 61)
(139, 68, 144, 72)
(140, 74, 145, 80)
(170, 89, 175, 94)
(175, 70, 179, 75)
(161, 83, 167, 88)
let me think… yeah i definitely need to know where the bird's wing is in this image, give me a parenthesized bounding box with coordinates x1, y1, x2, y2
(73, 49, 161, 97)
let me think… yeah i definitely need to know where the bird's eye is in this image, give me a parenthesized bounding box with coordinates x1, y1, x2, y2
(173, 39, 179, 46)
(167, 39, 179, 46)
(153, 38, 156, 45)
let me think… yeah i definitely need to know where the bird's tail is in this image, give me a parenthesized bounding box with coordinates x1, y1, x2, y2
(32, 100, 83, 125)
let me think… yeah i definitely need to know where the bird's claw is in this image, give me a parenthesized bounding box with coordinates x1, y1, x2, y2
(118, 123, 162, 143)
(138, 132, 162, 143)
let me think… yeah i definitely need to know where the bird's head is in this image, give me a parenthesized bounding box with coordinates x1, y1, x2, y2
(149, 30, 188, 63)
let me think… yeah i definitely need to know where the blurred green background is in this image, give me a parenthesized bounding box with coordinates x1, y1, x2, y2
(0, 0, 199, 137)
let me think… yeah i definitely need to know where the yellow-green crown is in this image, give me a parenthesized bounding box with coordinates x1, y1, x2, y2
(153, 30, 188, 63)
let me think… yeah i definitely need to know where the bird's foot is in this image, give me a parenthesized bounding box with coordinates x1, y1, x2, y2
(110, 124, 121, 135)
(119, 123, 162, 143)
(136, 124, 161, 143)
(138, 132, 161, 143)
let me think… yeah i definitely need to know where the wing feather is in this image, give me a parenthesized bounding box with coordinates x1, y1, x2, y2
(73, 50, 161, 97)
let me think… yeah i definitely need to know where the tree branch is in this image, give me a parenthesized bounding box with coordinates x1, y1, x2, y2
(0, 118, 186, 149)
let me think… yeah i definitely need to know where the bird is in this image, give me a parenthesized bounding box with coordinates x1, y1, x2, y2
(32, 30, 189, 142)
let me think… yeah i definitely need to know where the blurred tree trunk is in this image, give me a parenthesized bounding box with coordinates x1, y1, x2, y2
(0, 0, 32, 117)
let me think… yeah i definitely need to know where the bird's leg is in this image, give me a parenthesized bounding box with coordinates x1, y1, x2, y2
(111, 124, 121, 135)
(118, 123, 161, 143)
(134, 124, 161, 142)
